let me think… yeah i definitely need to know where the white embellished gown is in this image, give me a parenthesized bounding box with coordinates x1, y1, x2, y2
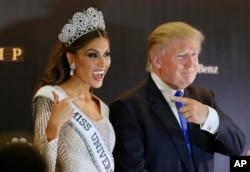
(33, 88, 115, 172)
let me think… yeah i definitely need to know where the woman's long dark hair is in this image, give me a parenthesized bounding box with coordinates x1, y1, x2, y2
(39, 29, 110, 87)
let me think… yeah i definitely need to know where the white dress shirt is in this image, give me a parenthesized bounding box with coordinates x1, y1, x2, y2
(151, 72, 219, 134)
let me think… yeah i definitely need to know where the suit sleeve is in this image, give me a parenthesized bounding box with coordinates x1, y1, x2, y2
(213, 102, 245, 155)
(204, 89, 246, 155)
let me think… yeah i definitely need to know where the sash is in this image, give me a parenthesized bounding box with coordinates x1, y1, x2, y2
(33, 85, 114, 172)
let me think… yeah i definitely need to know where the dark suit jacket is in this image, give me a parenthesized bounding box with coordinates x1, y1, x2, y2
(109, 75, 245, 172)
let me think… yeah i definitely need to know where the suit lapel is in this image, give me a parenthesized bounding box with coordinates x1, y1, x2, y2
(146, 76, 195, 171)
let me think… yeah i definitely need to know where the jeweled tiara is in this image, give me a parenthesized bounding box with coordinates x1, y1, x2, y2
(58, 7, 106, 47)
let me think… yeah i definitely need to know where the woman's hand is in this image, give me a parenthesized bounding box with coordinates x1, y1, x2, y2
(46, 91, 84, 141)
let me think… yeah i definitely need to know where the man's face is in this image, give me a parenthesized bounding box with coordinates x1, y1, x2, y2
(157, 40, 200, 90)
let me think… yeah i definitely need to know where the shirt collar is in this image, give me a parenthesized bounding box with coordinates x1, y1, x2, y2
(151, 72, 183, 102)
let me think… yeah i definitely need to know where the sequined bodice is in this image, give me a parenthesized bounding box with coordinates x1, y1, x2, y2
(33, 95, 115, 172)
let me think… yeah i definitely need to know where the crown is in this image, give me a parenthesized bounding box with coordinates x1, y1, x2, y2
(58, 7, 106, 47)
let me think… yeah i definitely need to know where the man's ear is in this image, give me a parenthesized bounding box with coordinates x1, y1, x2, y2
(151, 55, 161, 69)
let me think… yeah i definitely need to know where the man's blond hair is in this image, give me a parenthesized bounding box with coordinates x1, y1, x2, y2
(146, 22, 205, 72)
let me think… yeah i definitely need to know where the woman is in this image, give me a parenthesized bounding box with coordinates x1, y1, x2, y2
(32, 7, 115, 172)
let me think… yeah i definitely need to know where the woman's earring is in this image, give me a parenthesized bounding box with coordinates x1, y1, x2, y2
(70, 63, 76, 76)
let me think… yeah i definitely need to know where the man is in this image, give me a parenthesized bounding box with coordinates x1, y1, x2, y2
(109, 21, 245, 172)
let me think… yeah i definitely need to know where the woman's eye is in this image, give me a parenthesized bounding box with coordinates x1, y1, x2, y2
(87, 53, 98, 58)
(104, 52, 111, 57)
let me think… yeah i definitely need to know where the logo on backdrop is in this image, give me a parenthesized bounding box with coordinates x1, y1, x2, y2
(198, 63, 219, 74)
(0, 47, 24, 62)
